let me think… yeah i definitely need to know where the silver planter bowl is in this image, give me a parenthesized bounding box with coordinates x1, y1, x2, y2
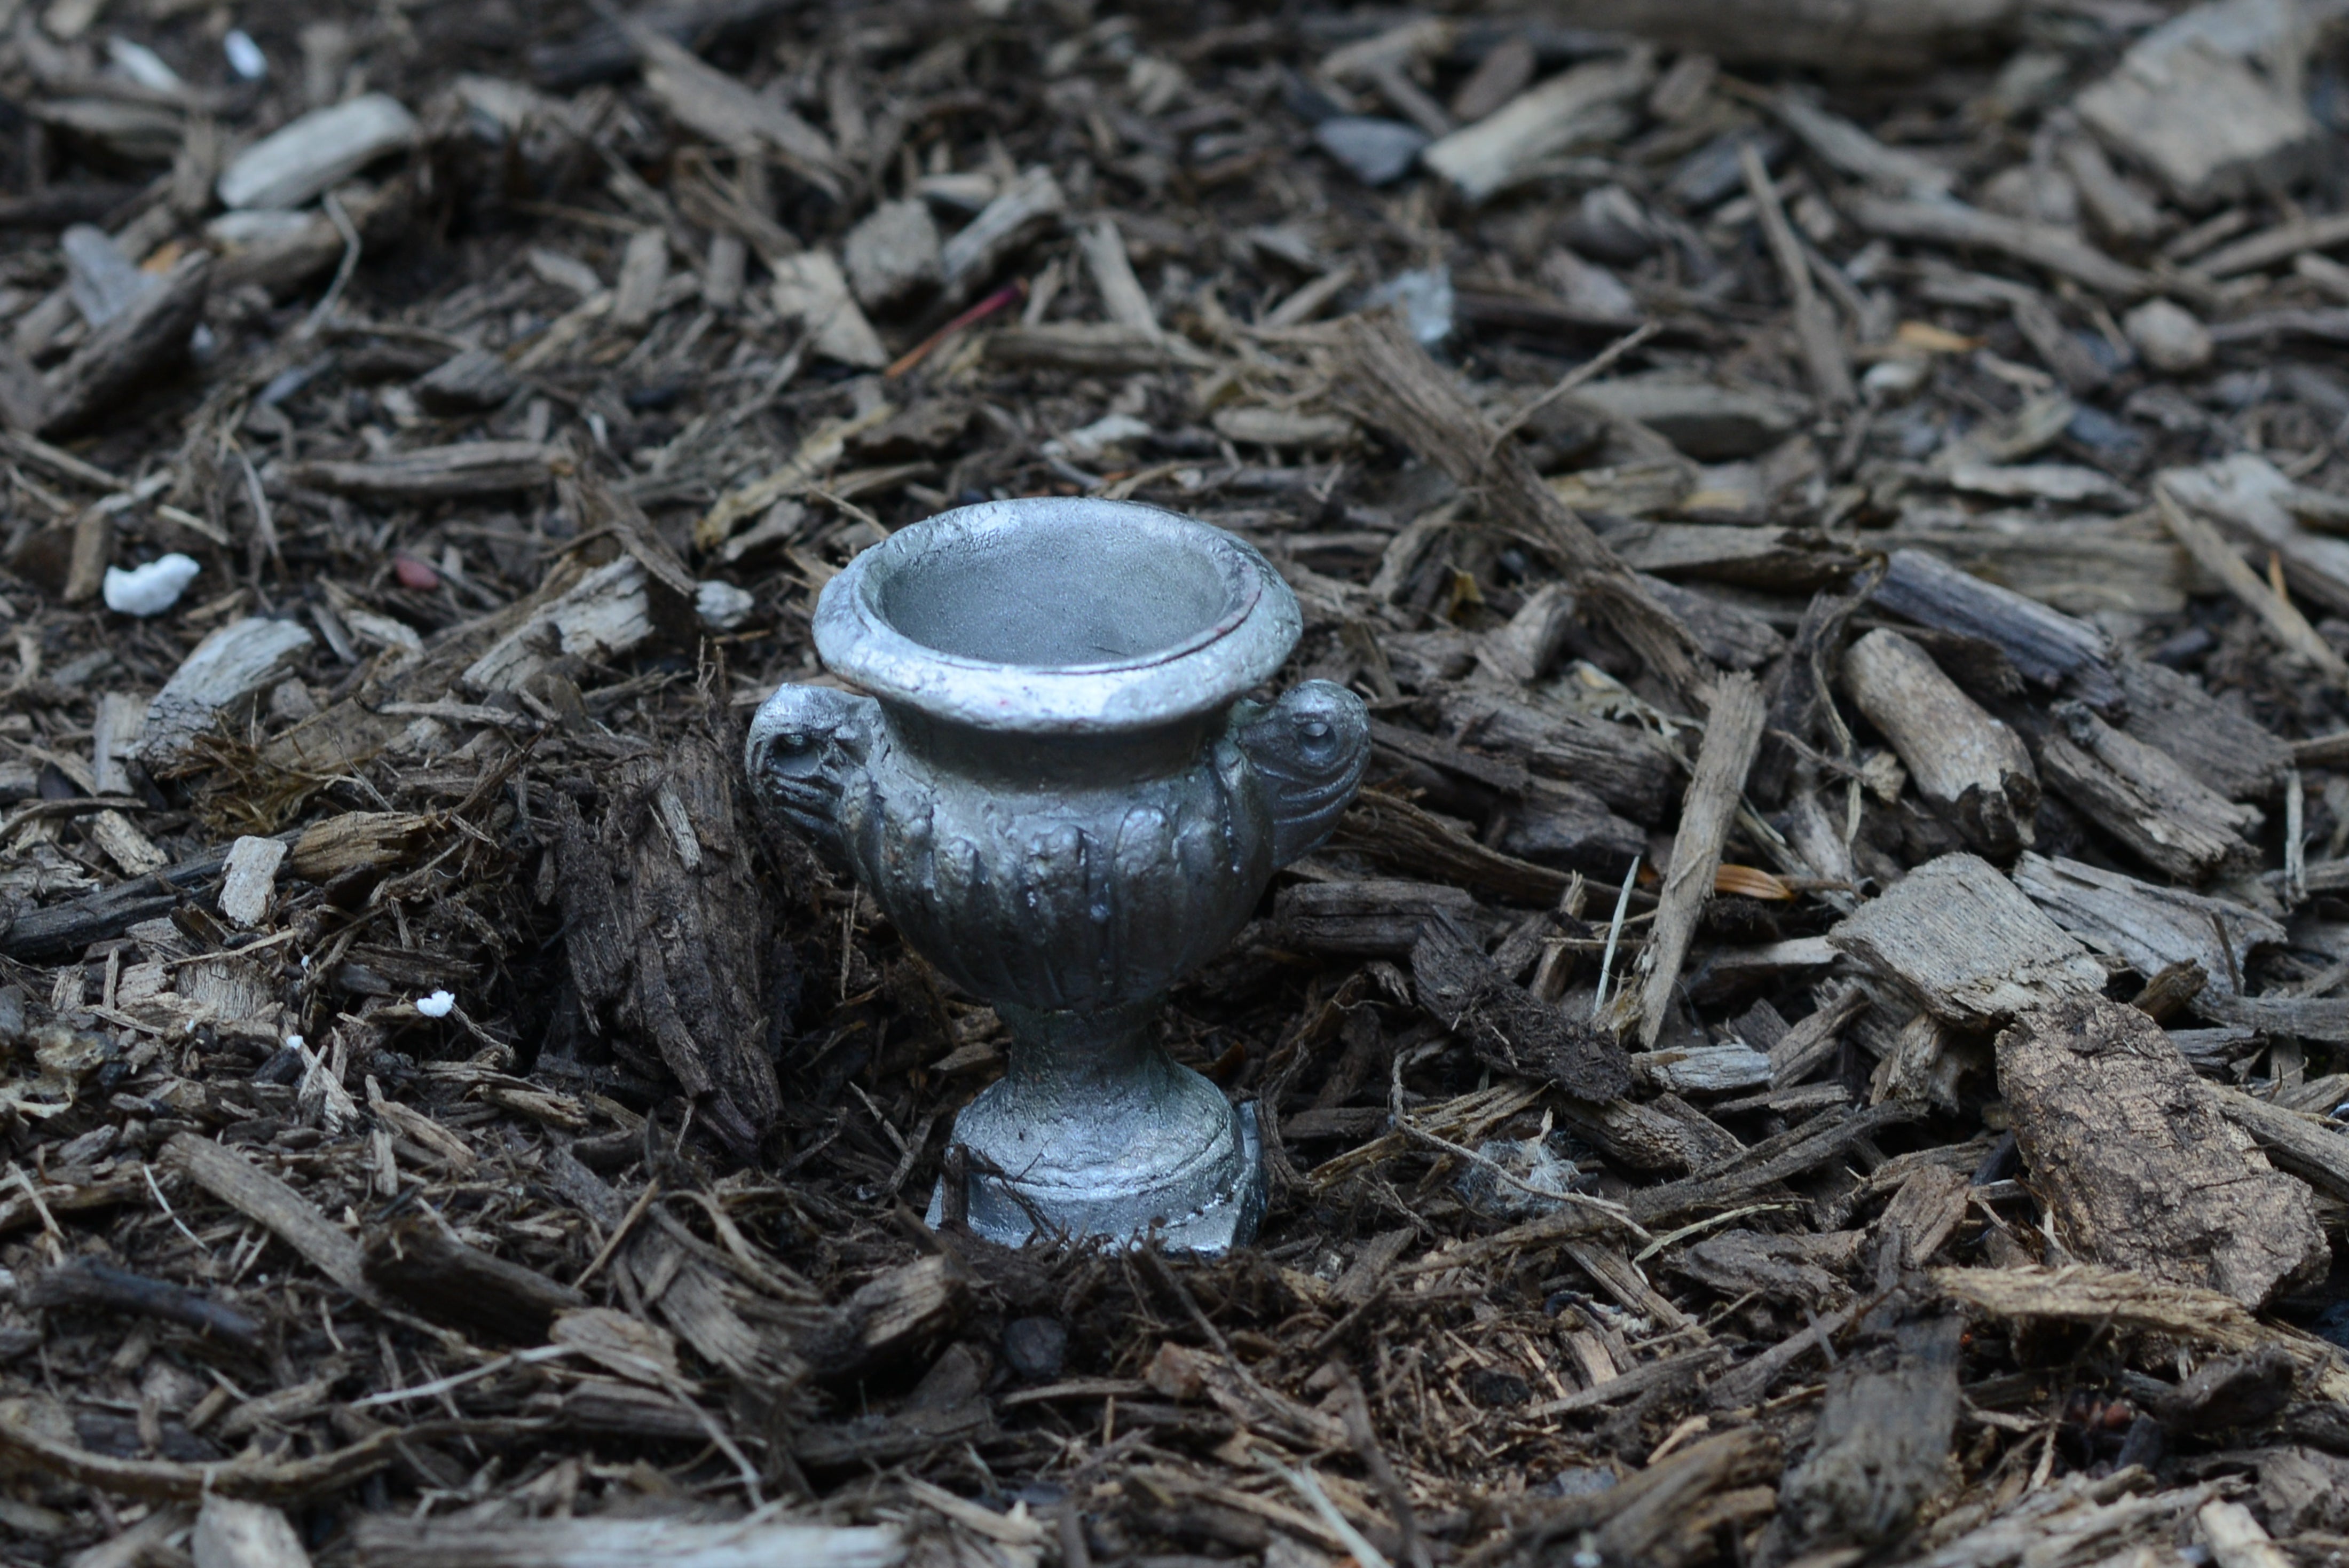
(746, 498, 1369, 1251)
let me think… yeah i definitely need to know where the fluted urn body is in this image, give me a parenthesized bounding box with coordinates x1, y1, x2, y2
(747, 499, 1368, 1250)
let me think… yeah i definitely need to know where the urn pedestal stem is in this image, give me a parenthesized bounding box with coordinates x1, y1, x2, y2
(936, 999, 1263, 1250)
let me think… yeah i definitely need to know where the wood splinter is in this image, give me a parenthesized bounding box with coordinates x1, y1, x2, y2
(1635, 671, 1767, 1048)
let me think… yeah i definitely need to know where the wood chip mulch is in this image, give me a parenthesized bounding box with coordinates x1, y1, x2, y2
(5, 1, 2349, 1565)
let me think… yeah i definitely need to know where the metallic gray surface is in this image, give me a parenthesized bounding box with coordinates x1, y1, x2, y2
(747, 498, 1367, 1252)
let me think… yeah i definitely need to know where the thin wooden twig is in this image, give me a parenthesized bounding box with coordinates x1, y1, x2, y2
(1484, 320, 1660, 454)
(884, 278, 1028, 379)
(1637, 673, 1768, 1048)
(1258, 1455, 1394, 1568)
(1591, 854, 1640, 1021)
(2154, 483, 2349, 684)
(297, 189, 362, 341)
(574, 1176, 661, 1288)
(1740, 140, 1854, 405)
(1336, 1368, 1433, 1568)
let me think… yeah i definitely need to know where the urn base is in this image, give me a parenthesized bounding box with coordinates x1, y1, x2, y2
(927, 1101, 1263, 1253)
(923, 1000, 1265, 1252)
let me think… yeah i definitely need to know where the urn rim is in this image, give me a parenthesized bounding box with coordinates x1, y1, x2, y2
(812, 497, 1301, 735)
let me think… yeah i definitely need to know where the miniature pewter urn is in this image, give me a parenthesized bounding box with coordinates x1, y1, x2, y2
(746, 498, 1369, 1251)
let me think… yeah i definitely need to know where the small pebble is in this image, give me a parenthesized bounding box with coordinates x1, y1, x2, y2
(224, 28, 267, 81)
(103, 553, 201, 617)
(1311, 117, 1427, 187)
(393, 554, 440, 590)
(1863, 356, 1931, 405)
(1564, 184, 1657, 265)
(1001, 1316, 1069, 1381)
(269, 679, 321, 723)
(1542, 1465, 1617, 1499)
(1364, 265, 1454, 345)
(697, 579, 756, 631)
(1465, 1367, 1532, 1407)
(416, 990, 456, 1018)
(2123, 298, 2213, 374)
(2064, 403, 2145, 459)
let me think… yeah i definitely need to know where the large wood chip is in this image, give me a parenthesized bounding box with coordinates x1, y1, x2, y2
(162, 1133, 373, 1296)
(29, 253, 213, 437)
(1997, 996, 2329, 1309)
(1847, 194, 2154, 297)
(1843, 627, 2038, 860)
(1411, 917, 1631, 1100)
(550, 728, 781, 1154)
(1828, 853, 2106, 1028)
(2034, 698, 2263, 881)
(1421, 53, 1656, 202)
(461, 556, 683, 695)
(1778, 1313, 1962, 1553)
(1871, 547, 2119, 707)
(2159, 453, 2349, 620)
(2076, 39, 2316, 208)
(361, 1214, 587, 1343)
(216, 94, 419, 209)
(135, 616, 317, 776)
(2011, 852, 2281, 1002)
(632, 31, 840, 195)
(1934, 1263, 2349, 1398)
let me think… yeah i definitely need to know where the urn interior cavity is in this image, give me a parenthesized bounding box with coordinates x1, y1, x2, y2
(876, 510, 1247, 669)
(815, 498, 1298, 736)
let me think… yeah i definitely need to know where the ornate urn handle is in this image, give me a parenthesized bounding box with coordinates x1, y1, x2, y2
(1231, 680, 1371, 868)
(744, 683, 879, 868)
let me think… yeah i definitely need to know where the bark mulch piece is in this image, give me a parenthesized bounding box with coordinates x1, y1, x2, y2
(7, 1, 2349, 1564)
